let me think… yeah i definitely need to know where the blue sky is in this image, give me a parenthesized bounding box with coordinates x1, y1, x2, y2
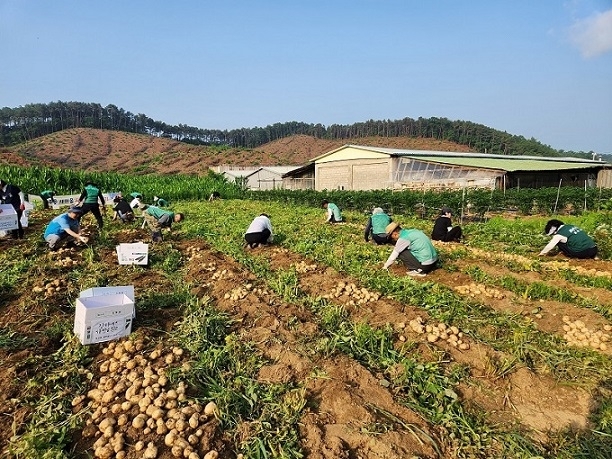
(1, 0, 611, 153)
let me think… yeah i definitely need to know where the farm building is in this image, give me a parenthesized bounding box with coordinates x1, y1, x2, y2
(284, 145, 612, 191)
(213, 166, 297, 190)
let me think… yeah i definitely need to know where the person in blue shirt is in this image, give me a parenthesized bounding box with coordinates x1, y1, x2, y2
(43, 207, 87, 251)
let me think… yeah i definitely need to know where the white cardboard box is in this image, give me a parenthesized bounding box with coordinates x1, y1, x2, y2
(80, 285, 135, 304)
(75, 293, 135, 323)
(116, 243, 149, 265)
(74, 293, 135, 345)
(0, 204, 18, 231)
(74, 314, 133, 345)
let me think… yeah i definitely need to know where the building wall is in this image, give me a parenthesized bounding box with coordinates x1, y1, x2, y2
(282, 171, 315, 190)
(315, 158, 391, 191)
(248, 170, 285, 190)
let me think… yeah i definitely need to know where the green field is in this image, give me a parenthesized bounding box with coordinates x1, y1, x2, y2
(1, 195, 612, 458)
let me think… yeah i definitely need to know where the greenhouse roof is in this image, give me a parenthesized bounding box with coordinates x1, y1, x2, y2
(314, 145, 610, 172)
(398, 156, 602, 172)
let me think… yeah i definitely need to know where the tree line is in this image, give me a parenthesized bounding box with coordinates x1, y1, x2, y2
(0, 101, 595, 158)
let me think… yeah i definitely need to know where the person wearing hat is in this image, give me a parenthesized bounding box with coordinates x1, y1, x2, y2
(431, 207, 462, 242)
(43, 207, 87, 251)
(365, 207, 392, 244)
(244, 213, 273, 249)
(382, 222, 438, 277)
(39, 189, 57, 210)
(76, 181, 106, 229)
(540, 219, 597, 259)
(0, 179, 26, 239)
(322, 199, 343, 224)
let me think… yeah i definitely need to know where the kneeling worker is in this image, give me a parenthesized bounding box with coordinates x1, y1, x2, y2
(244, 213, 273, 249)
(43, 206, 87, 251)
(382, 222, 438, 277)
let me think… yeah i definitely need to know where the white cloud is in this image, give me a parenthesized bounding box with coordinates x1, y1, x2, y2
(569, 8, 612, 58)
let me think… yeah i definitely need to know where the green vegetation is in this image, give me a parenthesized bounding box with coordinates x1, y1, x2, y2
(0, 101, 596, 155)
(2, 172, 612, 458)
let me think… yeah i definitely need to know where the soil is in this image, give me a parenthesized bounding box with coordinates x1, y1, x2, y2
(0, 211, 608, 458)
(2, 129, 474, 175)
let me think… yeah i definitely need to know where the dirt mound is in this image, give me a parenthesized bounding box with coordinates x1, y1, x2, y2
(7, 128, 474, 175)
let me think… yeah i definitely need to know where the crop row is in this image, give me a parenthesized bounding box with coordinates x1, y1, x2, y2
(177, 199, 612, 458)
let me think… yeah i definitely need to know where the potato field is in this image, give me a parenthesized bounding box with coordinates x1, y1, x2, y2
(1, 199, 612, 459)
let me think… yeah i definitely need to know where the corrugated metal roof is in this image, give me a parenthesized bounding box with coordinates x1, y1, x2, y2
(312, 145, 609, 172)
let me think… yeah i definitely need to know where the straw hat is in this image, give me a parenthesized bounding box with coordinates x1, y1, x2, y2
(385, 222, 400, 234)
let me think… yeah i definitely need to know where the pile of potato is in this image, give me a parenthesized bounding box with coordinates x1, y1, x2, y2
(223, 283, 272, 303)
(402, 316, 470, 350)
(562, 316, 611, 351)
(545, 260, 610, 277)
(469, 248, 531, 266)
(185, 246, 205, 261)
(76, 338, 221, 459)
(570, 266, 611, 278)
(454, 283, 505, 300)
(33, 278, 67, 296)
(294, 261, 318, 273)
(322, 281, 381, 306)
(53, 254, 78, 268)
(211, 269, 233, 281)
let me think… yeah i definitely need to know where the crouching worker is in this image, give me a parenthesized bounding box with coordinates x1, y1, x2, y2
(382, 222, 438, 277)
(322, 200, 343, 223)
(43, 206, 87, 251)
(244, 213, 273, 249)
(112, 195, 135, 223)
(365, 207, 392, 244)
(431, 207, 462, 242)
(142, 205, 184, 231)
(540, 219, 598, 259)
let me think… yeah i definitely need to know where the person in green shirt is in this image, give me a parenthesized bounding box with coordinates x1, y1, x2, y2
(382, 222, 438, 277)
(39, 189, 57, 209)
(322, 200, 342, 223)
(142, 205, 184, 230)
(540, 219, 598, 259)
(77, 182, 105, 229)
(365, 207, 392, 244)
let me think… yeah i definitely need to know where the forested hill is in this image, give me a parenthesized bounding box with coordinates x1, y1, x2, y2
(0, 101, 594, 158)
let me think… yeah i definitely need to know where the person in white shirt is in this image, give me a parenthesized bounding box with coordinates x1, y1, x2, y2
(244, 213, 273, 249)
